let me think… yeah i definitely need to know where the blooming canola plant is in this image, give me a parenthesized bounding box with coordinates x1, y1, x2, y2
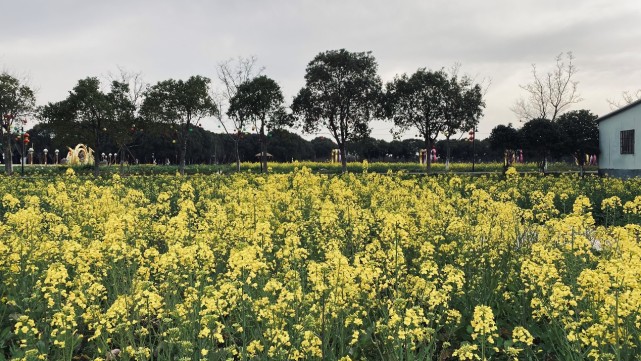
(0, 168, 640, 360)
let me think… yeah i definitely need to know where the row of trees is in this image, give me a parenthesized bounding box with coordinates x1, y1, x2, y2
(5, 50, 633, 175)
(23, 121, 509, 166)
(489, 109, 599, 171)
(1, 49, 486, 175)
(21, 112, 605, 168)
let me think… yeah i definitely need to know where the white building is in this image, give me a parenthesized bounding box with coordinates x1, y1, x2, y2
(598, 99, 641, 178)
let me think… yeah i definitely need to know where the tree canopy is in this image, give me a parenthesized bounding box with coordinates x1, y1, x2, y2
(215, 56, 264, 171)
(292, 49, 382, 173)
(440, 72, 485, 169)
(0, 72, 36, 174)
(488, 123, 521, 153)
(556, 109, 599, 168)
(0, 50, 611, 173)
(385, 68, 450, 171)
(140, 76, 217, 175)
(520, 118, 565, 168)
(41, 77, 133, 175)
(228, 75, 288, 173)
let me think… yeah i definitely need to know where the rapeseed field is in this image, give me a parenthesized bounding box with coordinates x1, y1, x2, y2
(1, 167, 640, 360)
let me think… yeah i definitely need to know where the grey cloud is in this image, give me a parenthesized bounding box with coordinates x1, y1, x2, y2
(1, 0, 639, 139)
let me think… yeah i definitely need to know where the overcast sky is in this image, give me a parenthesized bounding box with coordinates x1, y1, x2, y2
(2, 0, 640, 141)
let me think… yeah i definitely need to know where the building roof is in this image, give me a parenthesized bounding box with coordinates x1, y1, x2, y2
(597, 98, 641, 123)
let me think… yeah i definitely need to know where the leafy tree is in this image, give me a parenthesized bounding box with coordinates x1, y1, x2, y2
(41, 77, 133, 175)
(351, 137, 390, 160)
(228, 75, 289, 173)
(141, 76, 217, 175)
(267, 129, 314, 162)
(488, 123, 521, 153)
(519, 118, 565, 171)
(106, 81, 138, 173)
(388, 139, 423, 161)
(441, 72, 485, 169)
(126, 126, 174, 165)
(0, 72, 36, 174)
(106, 68, 147, 172)
(180, 126, 212, 164)
(435, 139, 477, 163)
(215, 56, 264, 171)
(237, 133, 261, 162)
(512, 52, 582, 121)
(310, 136, 337, 161)
(24, 124, 65, 164)
(385, 68, 449, 171)
(292, 49, 382, 173)
(556, 109, 598, 173)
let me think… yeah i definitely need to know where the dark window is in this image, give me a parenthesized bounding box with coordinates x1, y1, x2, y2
(621, 129, 635, 154)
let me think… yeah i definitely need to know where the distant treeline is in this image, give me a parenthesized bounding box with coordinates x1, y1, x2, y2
(21, 124, 501, 165)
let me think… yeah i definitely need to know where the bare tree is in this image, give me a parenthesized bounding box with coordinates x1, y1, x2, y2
(214, 56, 264, 171)
(607, 89, 641, 110)
(442, 63, 490, 170)
(106, 67, 147, 172)
(108, 66, 146, 110)
(511, 52, 582, 121)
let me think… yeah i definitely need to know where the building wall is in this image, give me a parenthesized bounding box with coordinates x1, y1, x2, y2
(599, 104, 641, 171)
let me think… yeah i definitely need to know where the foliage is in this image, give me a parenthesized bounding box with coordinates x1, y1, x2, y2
(556, 109, 599, 166)
(387, 139, 423, 161)
(2, 161, 598, 178)
(40, 77, 134, 175)
(228, 75, 289, 173)
(520, 118, 565, 164)
(385, 68, 450, 171)
(350, 136, 390, 160)
(488, 123, 521, 153)
(310, 137, 337, 161)
(0, 72, 36, 174)
(267, 129, 314, 162)
(140, 76, 217, 175)
(440, 72, 485, 168)
(292, 49, 382, 173)
(215, 56, 264, 171)
(107, 80, 139, 169)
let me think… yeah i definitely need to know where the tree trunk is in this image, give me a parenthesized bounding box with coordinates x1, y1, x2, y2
(577, 152, 585, 177)
(445, 136, 451, 171)
(94, 128, 101, 177)
(3, 133, 13, 175)
(260, 122, 267, 174)
(120, 147, 125, 175)
(235, 140, 241, 172)
(425, 136, 431, 173)
(180, 136, 187, 175)
(340, 141, 347, 174)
